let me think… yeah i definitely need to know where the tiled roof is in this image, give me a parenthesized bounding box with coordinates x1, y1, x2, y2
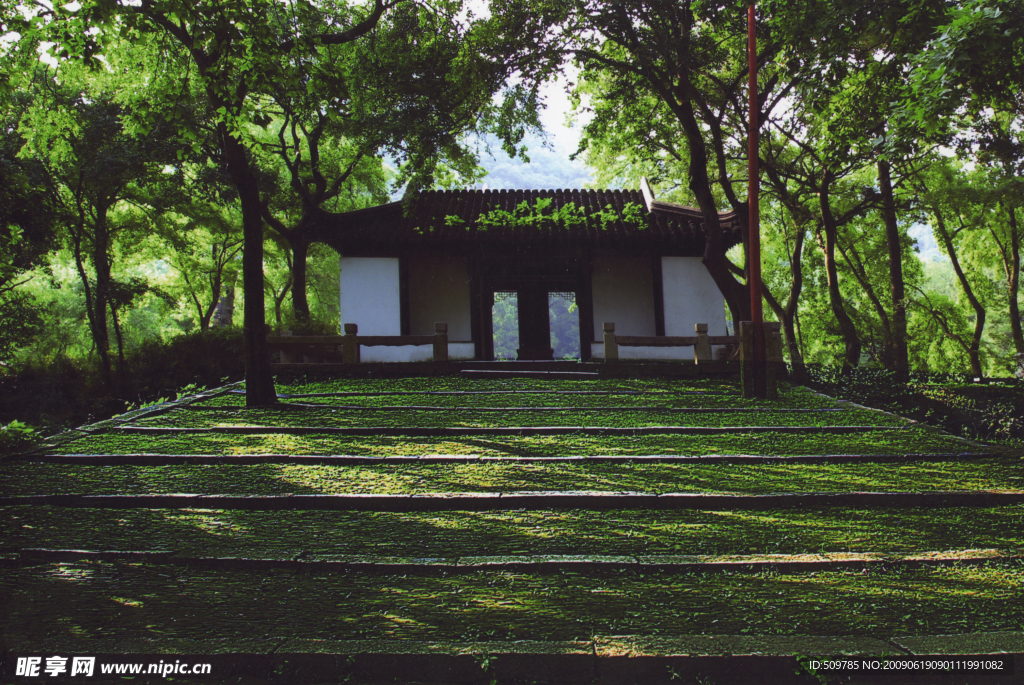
(312, 188, 742, 252)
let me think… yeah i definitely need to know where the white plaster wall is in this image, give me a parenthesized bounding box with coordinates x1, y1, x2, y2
(408, 254, 472, 340)
(449, 342, 476, 360)
(591, 343, 690, 360)
(591, 255, 656, 341)
(340, 257, 401, 336)
(360, 345, 433, 363)
(358, 342, 475, 363)
(662, 256, 727, 337)
(621, 345, 690, 360)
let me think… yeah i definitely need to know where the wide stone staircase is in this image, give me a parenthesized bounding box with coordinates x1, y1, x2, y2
(2, 375, 1023, 684)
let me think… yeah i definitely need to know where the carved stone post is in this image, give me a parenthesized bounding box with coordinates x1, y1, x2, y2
(765, 321, 783, 400)
(694, 323, 712, 365)
(342, 323, 359, 364)
(739, 321, 754, 398)
(433, 322, 449, 362)
(603, 322, 618, 361)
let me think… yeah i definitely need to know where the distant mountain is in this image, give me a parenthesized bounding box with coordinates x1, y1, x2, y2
(472, 133, 594, 191)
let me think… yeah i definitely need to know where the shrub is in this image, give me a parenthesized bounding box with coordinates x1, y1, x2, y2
(0, 328, 245, 431)
(0, 420, 37, 455)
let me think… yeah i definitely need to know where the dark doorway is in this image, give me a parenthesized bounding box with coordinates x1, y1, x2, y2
(549, 291, 580, 360)
(491, 291, 519, 360)
(515, 286, 554, 360)
(475, 253, 592, 362)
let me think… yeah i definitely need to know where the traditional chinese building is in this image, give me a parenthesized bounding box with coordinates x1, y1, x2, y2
(313, 179, 742, 362)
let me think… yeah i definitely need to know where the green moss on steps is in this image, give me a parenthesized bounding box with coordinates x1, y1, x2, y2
(3, 459, 1022, 497)
(131, 407, 905, 430)
(43, 429, 983, 458)
(3, 560, 1023, 643)
(4, 506, 1022, 558)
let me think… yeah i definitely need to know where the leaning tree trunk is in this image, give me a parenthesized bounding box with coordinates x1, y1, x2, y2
(877, 159, 910, 381)
(675, 99, 750, 325)
(932, 205, 986, 376)
(781, 228, 808, 381)
(220, 125, 277, 407)
(819, 170, 861, 372)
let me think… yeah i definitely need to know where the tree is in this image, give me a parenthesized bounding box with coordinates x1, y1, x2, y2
(19, 64, 179, 384)
(158, 202, 243, 332)
(255, 0, 542, 324)
(899, 0, 1023, 359)
(0, 54, 58, 362)
(31, 0, 544, 405)
(494, 0, 819, 325)
(256, 125, 386, 323)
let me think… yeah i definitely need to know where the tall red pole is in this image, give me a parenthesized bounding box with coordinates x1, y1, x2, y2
(747, 3, 766, 397)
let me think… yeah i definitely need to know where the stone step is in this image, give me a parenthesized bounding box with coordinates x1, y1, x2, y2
(4, 490, 1023, 510)
(461, 369, 602, 380)
(181, 404, 845, 413)
(11, 547, 1022, 574)
(21, 451, 996, 466)
(112, 424, 898, 436)
(7, 506, 1017, 562)
(4, 560, 1021, 684)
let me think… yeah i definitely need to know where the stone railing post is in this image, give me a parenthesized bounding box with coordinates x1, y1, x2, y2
(433, 322, 449, 362)
(765, 321, 783, 400)
(342, 323, 359, 364)
(603, 322, 618, 361)
(694, 323, 712, 365)
(739, 321, 754, 398)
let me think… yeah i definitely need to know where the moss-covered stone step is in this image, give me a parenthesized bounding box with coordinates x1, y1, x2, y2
(182, 404, 847, 413)
(131, 404, 903, 430)
(209, 390, 821, 410)
(22, 451, 997, 466)
(232, 389, 741, 396)
(4, 459, 1021, 497)
(267, 377, 741, 394)
(7, 507, 1020, 558)
(4, 491, 1024, 510)
(40, 429, 985, 458)
(4, 560, 1023, 642)
(12, 547, 1022, 574)
(113, 424, 905, 436)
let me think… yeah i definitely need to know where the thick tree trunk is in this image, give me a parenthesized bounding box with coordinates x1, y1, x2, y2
(290, 234, 310, 322)
(819, 170, 861, 371)
(877, 159, 909, 381)
(220, 127, 277, 407)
